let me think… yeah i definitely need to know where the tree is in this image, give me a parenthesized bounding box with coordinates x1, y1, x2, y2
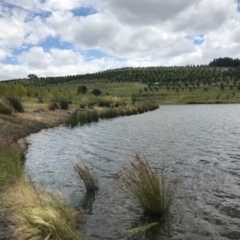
(28, 74, 38, 79)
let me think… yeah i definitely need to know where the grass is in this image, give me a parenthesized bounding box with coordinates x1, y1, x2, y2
(116, 154, 177, 217)
(0, 100, 12, 115)
(0, 180, 80, 240)
(0, 143, 80, 240)
(0, 142, 24, 188)
(74, 164, 98, 192)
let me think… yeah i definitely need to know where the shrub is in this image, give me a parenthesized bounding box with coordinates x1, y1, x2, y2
(77, 85, 87, 94)
(0, 101, 12, 115)
(60, 100, 69, 110)
(92, 89, 102, 96)
(7, 97, 24, 113)
(74, 164, 98, 192)
(116, 154, 177, 217)
(1, 181, 80, 240)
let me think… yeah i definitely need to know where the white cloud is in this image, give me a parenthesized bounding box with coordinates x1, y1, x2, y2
(1, 0, 240, 80)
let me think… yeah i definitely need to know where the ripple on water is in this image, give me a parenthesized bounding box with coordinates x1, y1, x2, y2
(25, 105, 240, 240)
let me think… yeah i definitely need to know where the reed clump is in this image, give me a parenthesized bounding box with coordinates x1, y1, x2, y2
(116, 154, 177, 217)
(1, 180, 80, 240)
(74, 164, 98, 192)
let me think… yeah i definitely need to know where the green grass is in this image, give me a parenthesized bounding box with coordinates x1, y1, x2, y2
(116, 154, 177, 217)
(74, 164, 98, 192)
(0, 143, 24, 188)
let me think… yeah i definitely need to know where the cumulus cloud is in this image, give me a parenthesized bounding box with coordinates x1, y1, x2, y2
(0, 0, 240, 80)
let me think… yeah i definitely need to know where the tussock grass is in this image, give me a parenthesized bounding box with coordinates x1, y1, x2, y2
(74, 164, 98, 192)
(116, 154, 177, 217)
(7, 97, 24, 112)
(0, 100, 12, 115)
(1, 181, 80, 240)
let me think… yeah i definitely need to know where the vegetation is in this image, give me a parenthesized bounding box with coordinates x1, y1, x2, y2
(7, 97, 24, 112)
(0, 100, 12, 115)
(92, 89, 102, 96)
(74, 164, 98, 192)
(60, 99, 69, 110)
(77, 85, 87, 94)
(0, 142, 80, 240)
(116, 154, 177, 217)
(0, 142, 24, 188)
(209, 57, 240, 67)
(1, 180, 80, 240)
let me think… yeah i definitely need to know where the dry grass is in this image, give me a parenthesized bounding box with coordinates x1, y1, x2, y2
(116, 154, 177, 217)
(1, 180, 80, 240)
(74, 164, 98, 192)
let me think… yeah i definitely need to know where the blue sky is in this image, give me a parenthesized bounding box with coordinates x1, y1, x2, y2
(0, 0, 240, 80)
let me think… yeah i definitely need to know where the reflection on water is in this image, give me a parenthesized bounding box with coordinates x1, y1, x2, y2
(25, 105, 240, 239)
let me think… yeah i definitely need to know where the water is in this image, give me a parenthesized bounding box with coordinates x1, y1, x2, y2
(25, 105, 240, 240)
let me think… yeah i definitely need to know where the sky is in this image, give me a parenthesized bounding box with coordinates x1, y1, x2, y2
(0, 0, 240, 80)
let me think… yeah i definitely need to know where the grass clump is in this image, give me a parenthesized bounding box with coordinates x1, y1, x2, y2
(1, 181, 80, 240)
(74, 164, 98, 192)
(7, 97, 24, 112)
(116, 154, 177, 217)
(0, 100, 12, 115)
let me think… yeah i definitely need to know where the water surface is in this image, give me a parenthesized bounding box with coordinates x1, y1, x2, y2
(25, 105, 240, 240)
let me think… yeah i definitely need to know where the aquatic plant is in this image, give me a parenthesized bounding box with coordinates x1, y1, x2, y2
(74, 164, 98, 192)
(66, 111, 79, 128)
(1, 180, 80, 240)
(116, 154, 177, 217)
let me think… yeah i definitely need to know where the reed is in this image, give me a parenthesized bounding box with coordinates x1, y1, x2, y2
(116, 154, 177, 217)
(66, 111, 79, 128)
(74, 164, 98, 192)
(1, 180, 80, 240)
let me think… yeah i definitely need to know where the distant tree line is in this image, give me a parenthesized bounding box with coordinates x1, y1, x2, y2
(209, 57, 240, 67)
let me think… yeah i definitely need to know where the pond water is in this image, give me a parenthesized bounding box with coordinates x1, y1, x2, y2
(25, 105, 240, 240)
